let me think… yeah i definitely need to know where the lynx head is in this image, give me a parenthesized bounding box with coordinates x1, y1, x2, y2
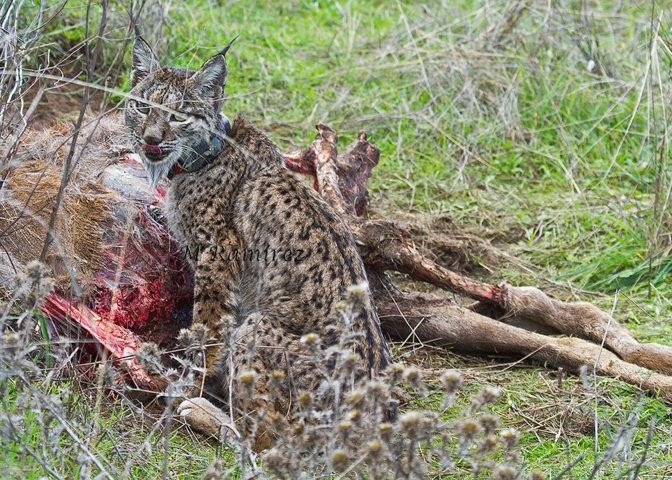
(124, 34, 236, 186)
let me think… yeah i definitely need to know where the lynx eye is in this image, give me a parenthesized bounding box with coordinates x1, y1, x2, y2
(169, 112, 190, 124)
(130, 100, 150, 115)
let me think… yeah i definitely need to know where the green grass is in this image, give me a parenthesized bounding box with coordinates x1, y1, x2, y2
(1, 377, 234, 479)
(8, 0, 672, 478)
(407, 358, 671, 478)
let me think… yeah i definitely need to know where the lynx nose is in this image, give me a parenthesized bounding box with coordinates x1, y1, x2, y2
(143, 133, 162, 146)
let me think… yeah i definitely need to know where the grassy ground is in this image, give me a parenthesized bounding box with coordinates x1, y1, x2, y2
(4, 0, 672, 478)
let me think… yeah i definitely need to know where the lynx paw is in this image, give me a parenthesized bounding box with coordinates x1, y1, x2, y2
(177, 397, 234, 441)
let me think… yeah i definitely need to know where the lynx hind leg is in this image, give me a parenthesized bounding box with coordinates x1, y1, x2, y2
(177, 397, 235, 442)
(228, 313, 326, 449)
(231, 313, 326, 403)
(226, 314, 276, 446)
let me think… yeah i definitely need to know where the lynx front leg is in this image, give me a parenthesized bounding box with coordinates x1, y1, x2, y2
(181, 230, 241, 413)
(193, 230, 242, 371)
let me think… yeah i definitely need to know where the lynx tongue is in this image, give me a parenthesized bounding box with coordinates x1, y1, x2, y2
(141, 144, 163, 155)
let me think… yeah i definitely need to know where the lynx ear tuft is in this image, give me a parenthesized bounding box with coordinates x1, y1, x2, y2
(189, 36, 237, 109)
(218, 35, 238, 57)
(131, 34, 159, 85)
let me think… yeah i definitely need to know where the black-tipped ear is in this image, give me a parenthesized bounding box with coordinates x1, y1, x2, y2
(218, 35, 238, 57)
(131, 34, 159, 85)
(189, 36, 237, 109)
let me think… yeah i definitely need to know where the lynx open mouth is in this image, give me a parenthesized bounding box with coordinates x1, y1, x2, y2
(141, 143, 168, 162)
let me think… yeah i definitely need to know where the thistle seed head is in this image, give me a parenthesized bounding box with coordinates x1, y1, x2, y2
(399, 411, 426, 440)
(1, 332, 21, 355)
(366, 439, 384, 460)
(263, 448, 287, 476)
(292, 423, 304, 436)
(348, 409, 362, 423)
(458, 419, 480, 440)
(388, 363, 405, 384)
(237, 370, 257, 388)
(337, 419, 352, 432)
(366, 380, 390, 403)
(346, 283, 368, 307)
(340, 352, 360, 374)
(478, 413, 499, 434)
(477, 434, 499, 455)
(493, 464, 517, 480)
(331, 449, 349, 473)
(298, 391, 312, 409)
(379, 422, 394, 443)
(500, 428, 519, 449)
(270, 369, 286, 389)
(347, 389, 365, 407)
(403, 366, 423, 390)
(440, 369, 463, 394)
(202, 458, 225, 480)
(300, 332, 320, 347)
(14, 260, 54, 305)
(471, 386, 501, 410)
